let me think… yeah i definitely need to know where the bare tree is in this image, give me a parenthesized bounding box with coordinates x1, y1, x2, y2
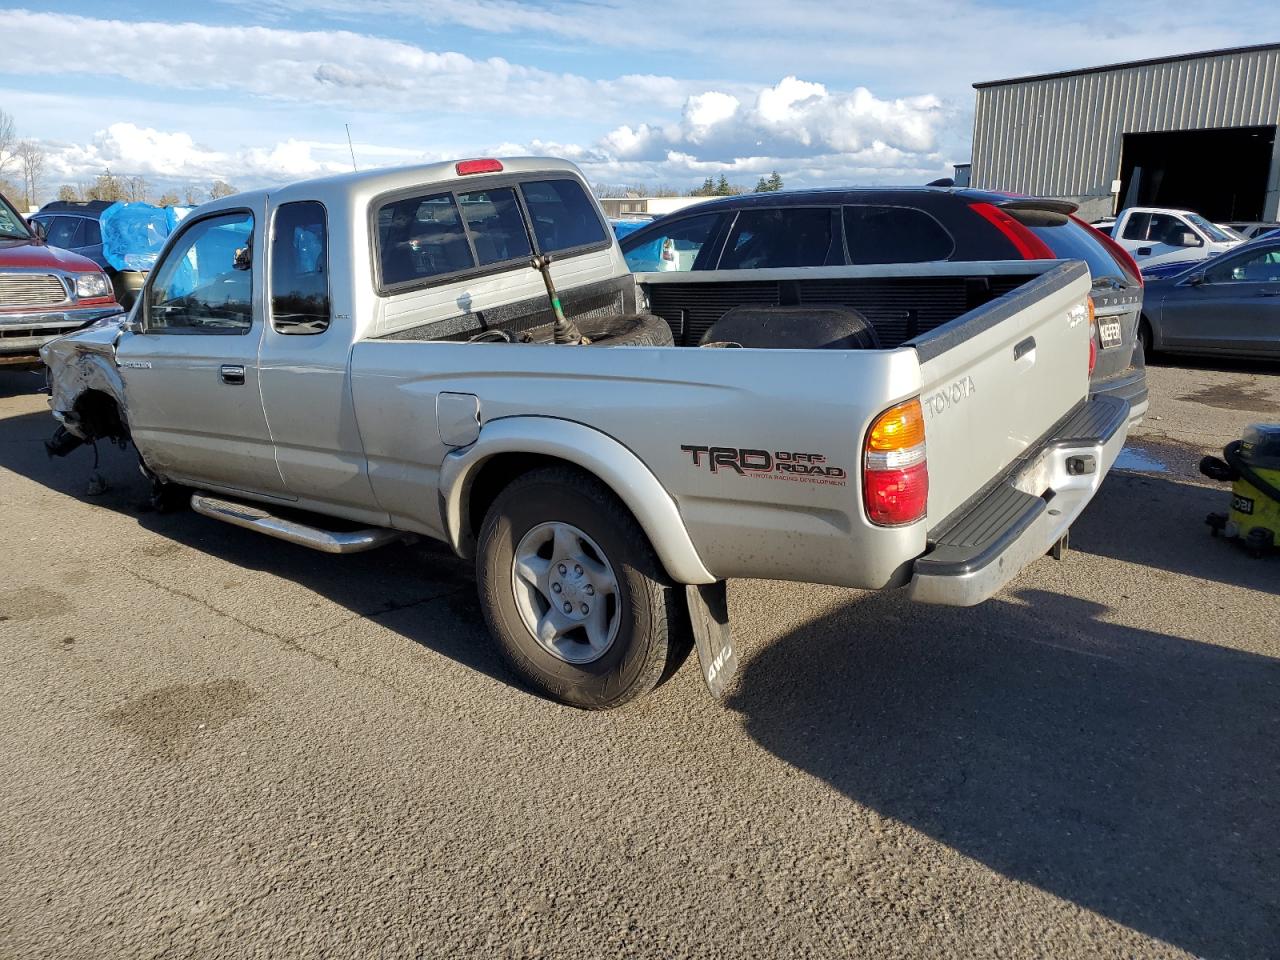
(125, 175, 149, 203)
(56, 184, 80, 202)
(184, 184, 204, 206)
(0, 109, 17, 182)
(85, 169, 128, 202)
(157, 191, 180, 207)
(209, 180, 237, 199)
(16, 141, 45, 208)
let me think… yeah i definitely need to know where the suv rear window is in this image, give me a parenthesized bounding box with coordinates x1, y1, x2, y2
(520, 179, 607, 254)
(1019, 213, 1134, 285)
(843, 205, 953, 264)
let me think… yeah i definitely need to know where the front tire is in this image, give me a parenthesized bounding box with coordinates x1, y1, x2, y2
(476, 466, 687, 709)
(1138, 317, 1154, 358)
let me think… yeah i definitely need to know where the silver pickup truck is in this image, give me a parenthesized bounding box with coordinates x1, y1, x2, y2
(41, 157, 1129, 709)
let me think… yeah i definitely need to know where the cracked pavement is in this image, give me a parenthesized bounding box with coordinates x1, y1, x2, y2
(1, 358, 1277, 960)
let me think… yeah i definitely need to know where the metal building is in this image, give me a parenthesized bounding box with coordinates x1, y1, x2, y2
(970, 43, 1280, 222)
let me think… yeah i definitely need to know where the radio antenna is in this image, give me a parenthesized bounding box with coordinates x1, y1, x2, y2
(345, 124, 358, 171)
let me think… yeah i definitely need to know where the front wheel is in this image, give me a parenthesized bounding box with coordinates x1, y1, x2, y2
(475, 466, 688, 709)
(1138, 317, 1154, 358)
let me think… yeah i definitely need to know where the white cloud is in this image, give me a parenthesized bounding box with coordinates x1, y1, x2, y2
(3, 10, 689, 117)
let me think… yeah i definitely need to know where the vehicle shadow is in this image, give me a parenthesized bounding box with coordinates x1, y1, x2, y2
(727, 587, 1280, 958)
(1072, 470, 1277, 593)
(0, 403, 507, 686)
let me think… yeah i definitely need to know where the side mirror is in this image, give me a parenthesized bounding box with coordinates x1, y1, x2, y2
(1187, 272, 1206, 287)
(1179, 231, 1203, 248)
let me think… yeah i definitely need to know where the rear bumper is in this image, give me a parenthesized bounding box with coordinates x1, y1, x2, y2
(0, 305, 122, 357)
(1092, 361, 1148, 427)
(907, 394, 1130, 606)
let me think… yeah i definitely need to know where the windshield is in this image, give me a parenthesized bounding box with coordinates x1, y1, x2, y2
(0, 194, 32, 239)
(1185, 214, 1237, 244)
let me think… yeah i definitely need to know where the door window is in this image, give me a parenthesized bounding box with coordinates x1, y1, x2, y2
(1120, 212, 1151, 241)
(146, 212, 255, 334)
(82, 219, 102, 246)
(457, 187, 532, 266)
(843, 205, 954, 264)
(271, 201, 330, 334)
(621, 213, 722, 272)
(718, 208, 835, 269)
(1205, 245, 1280, 284)
(519, 179, 608, 253)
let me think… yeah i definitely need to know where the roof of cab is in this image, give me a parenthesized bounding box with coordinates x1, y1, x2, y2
(197, 157, 588, 214)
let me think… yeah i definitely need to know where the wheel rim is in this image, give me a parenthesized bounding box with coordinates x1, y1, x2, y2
(510, 521, 621, 664)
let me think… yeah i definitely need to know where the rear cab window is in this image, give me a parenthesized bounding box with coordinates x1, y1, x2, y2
(373, 175, 607, 293)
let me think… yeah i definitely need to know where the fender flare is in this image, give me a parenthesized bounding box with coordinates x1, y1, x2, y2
(438, 416, 716, 585)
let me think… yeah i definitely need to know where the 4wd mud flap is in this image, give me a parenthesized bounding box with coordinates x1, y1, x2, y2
(686, 581, 738, 698)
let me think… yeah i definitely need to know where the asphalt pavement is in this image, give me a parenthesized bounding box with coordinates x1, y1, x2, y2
(1, 357, 1277, 959)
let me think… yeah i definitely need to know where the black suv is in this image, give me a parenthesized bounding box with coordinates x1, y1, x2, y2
(30, 200, 147, 308)
(620, 187, 1148, 421)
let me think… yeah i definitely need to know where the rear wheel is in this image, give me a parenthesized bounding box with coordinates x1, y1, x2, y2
(476, 466, 687, 709)
(1138, 317, 1154, 358)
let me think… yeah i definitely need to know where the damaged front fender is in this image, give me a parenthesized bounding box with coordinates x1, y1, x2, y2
(40, 320, 130, 443)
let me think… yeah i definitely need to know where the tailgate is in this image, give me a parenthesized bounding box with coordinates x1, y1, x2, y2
(912, 261, 1093, 526)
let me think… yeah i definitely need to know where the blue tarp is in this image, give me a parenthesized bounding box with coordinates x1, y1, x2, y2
(99, 202, 191, 272)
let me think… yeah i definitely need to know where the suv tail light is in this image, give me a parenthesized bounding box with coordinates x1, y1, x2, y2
(1087, 296, 1098, 375)
(864, 398, 928, 526)
(969, 202, 1055, 260)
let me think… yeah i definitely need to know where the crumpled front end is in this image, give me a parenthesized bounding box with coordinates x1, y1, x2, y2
(40, 321, 130, 444)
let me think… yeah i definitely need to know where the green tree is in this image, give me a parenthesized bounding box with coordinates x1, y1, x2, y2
(714, 174, 732, 196)
(689, 177, 716, 197)
(754, 170, 784, 192)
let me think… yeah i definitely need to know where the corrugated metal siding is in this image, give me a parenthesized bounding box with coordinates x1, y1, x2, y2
(972, 48, 1280, 200)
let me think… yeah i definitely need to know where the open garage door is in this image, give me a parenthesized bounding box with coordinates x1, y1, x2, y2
(1118, 126, 1275, 221)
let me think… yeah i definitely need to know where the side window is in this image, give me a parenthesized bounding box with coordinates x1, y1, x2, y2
(44, 216, 81, 248)
(82, 219, 102, 246)
(271, 201, 330, 335)
(621, 213, 722, 272)
(1206, 245, 1280, 284)
(1148, 213, 1192, 246)
(719, 208, 834, 269)
(146, 212, 254, 335)
(843, 205, 954, 264)
(378, 192, 473, 287)
(457, 187, 532, 266)
(1121, 212, 1151, 241)
(519, 179, 608, 253)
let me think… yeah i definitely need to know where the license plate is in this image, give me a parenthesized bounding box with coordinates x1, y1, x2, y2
(1099, 321, 1123, 349)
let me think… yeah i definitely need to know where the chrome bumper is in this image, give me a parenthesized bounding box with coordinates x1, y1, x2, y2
(907, 394, 1130, 606)
(0, 305, 122, 356)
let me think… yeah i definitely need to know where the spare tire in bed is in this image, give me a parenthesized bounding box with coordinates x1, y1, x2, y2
(698, 305, 879, 350)
(577, 312, 674, 347)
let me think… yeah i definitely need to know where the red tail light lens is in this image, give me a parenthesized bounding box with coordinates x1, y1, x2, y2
(969, 202, 1055, 260)
(864, 398, 928, 526)
(455, 158, 503, 176)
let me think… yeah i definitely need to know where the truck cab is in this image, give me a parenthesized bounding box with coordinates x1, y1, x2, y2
(1111, 206, 1242, 268)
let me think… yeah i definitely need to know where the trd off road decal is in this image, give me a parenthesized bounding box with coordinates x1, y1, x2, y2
(681, 445, 847, 486)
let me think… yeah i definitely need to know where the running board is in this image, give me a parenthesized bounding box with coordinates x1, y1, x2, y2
(190, 493, 403, 554)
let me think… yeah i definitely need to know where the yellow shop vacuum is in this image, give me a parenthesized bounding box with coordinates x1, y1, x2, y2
(1201, 424, 1280, 556)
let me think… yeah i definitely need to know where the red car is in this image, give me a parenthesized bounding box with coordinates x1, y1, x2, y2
(1, 191, 122, 364)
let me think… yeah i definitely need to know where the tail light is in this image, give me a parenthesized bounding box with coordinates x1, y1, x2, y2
(864, 398, 928, 526)
(968, 202, 1055, 260)
(1087, 296, 1098, 375)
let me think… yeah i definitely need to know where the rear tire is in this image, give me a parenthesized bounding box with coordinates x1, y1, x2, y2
(476, 466, 687, 709)
(1138, 317, 1154, 358)
(578, 312, 674, 347)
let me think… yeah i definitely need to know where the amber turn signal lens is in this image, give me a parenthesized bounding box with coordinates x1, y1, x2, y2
(867, 398, 925, 452)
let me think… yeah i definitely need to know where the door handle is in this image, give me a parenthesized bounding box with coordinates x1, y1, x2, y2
(1258, 289, 1280, 297)
(219, 364, 246, 385)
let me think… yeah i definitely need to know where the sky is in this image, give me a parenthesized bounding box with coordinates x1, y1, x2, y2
(2, 0, 1279, 200)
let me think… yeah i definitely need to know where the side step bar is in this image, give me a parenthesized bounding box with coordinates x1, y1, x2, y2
(190, 493, 403, 554)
